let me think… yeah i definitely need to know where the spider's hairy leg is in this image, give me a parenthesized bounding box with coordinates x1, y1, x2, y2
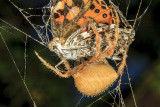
(89, 19, 101, 56)
(117, 44, 128, 76)
(104, 32, 112, 50)
(100, 5, 120, 58)
(34, 51, 73, 78)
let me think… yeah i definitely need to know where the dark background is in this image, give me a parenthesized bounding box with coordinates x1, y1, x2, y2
(0, 0, 160, 107)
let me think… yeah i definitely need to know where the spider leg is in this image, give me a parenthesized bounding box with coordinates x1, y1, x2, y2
(117, 44, 128, 76)
(35, 51, 73, 78)
(85, 5, 120, 65)
(105, 33, 112, 47)
(99, 5, 120, 58)
(89, 19, 101, 56)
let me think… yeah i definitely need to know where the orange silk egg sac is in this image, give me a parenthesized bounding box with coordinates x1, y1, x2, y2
(73, 63, 118, 96)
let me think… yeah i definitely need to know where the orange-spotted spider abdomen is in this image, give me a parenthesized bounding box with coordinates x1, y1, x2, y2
(73, 63, 118, 96)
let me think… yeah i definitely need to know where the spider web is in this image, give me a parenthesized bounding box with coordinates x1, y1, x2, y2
(0, 0, 151, 106)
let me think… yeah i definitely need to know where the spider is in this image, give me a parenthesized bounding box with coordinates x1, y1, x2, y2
(34, 4, 132, 96)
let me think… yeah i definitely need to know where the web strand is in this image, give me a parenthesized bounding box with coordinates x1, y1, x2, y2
(0, 33, 37, 107)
